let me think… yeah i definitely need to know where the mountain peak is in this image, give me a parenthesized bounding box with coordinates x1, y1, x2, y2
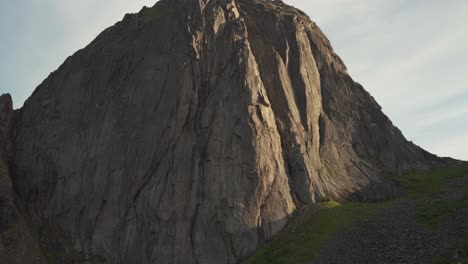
(4, 1, 447, 263)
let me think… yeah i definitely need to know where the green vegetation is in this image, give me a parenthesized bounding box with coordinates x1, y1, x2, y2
(244, 163, 468, 264)
(397, 164, 468, 197)
(243, 201, 387, 264)
(397, 163, 468, 228)
(415, 196, 468, 228)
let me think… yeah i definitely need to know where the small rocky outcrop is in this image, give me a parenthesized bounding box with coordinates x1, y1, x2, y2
(4, 0, 447, 263)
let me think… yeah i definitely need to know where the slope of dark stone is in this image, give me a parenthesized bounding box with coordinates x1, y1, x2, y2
(6, 0, 447, 263)
(316, 174, 468, 264)
(0, 94, 45, 263)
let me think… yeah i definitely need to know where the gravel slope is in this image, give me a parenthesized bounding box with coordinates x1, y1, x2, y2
(317, 175, 468, 264)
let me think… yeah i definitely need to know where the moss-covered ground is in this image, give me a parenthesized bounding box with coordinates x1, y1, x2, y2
(243, 163, 468, 264)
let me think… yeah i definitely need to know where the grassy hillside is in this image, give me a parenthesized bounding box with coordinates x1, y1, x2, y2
(243, 201, 388, 264)
(243, 164, 468, 264)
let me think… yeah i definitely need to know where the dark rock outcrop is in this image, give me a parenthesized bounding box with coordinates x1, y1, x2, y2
(0, 94, 45, 263)
(7, 0, 445, 263)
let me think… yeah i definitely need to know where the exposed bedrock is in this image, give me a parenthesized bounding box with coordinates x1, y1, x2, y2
(9, 0, 446, 263)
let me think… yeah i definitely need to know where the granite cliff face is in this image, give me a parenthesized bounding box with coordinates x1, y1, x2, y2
(0, 95, 45, 263)
(2, 0, 444, 263)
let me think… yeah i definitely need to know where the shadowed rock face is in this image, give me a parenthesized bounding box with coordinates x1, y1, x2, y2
(8, 0, 443, 263)
(0, 95, 45, 263)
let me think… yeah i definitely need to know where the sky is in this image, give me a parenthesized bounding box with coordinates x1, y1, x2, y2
(0, 0, 467, 160)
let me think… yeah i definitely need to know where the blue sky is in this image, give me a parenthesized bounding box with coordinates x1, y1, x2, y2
(0, 0, 467, 160)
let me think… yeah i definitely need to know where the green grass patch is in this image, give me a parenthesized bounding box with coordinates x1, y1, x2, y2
(243, 165, 468, 263)
(397, 164, 468, 228)
(416, 196, 468, 228)
(242, 201, 387, 264)
(397, 164, 468, 198)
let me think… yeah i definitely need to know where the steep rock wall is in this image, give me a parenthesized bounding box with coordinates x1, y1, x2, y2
(0, 94, 45, 263)
(11, 0, 443, 263)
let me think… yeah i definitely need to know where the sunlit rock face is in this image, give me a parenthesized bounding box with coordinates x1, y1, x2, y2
(11, 0, 443, 263)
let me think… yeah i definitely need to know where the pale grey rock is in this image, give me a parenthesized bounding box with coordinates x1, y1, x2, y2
(9, 0, 446, 263)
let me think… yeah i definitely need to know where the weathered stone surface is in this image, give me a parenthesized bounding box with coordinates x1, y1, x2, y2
(10, 0, 446, 263)
(0, 94, 45, 264)
(0, 94, 13, 161)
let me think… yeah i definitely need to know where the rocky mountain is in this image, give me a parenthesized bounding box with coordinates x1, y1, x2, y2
(1, 0, 449, 263)
(0, 94, 45, 263)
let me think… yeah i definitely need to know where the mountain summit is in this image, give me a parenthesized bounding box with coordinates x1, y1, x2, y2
(2, 0, 447, 263)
